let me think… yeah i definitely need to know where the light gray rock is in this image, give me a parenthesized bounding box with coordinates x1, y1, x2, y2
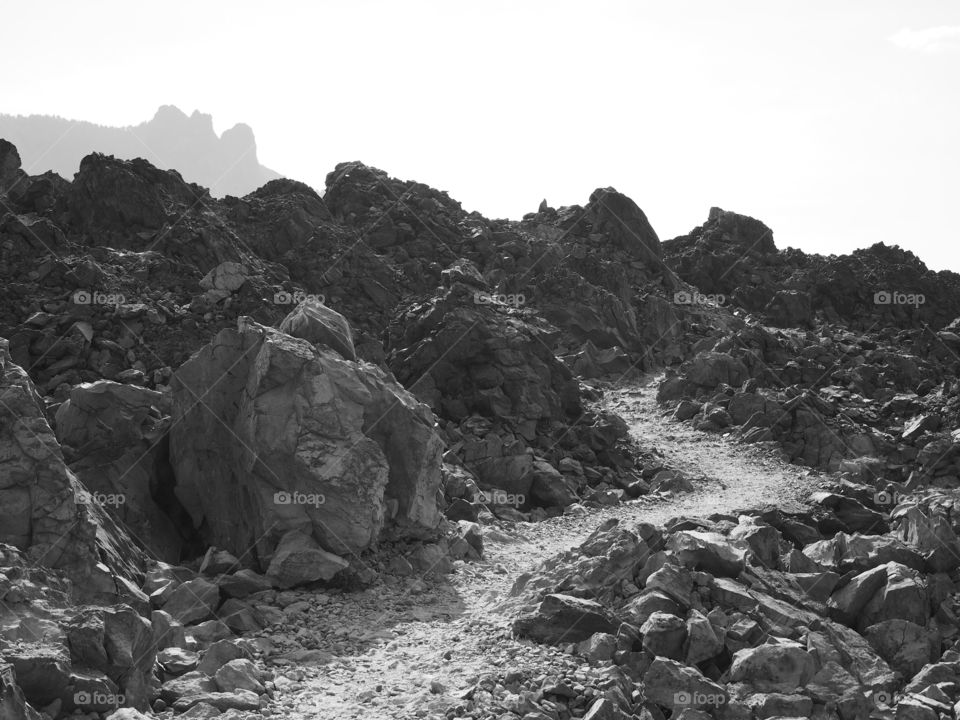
(213, 658, 264, 694)
(162, 577, 221, 625)
(266, 529, 349, 587)
(728, 640, 817, 693)
(279, 297, 356, 360)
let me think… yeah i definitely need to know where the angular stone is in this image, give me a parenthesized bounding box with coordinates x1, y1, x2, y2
(728, 640, 817, 693)
(199, 549, 240, 576)
(162, 577, 221, 625)
(709, 578, 757, 612)
(640, 612, 687, 660)
(621, 590, 683, 627)
(744, 692, 813, 719)
(151, 610, 187, 651)
(684, 610, 723, 665)
(213, 659, 264, 694)
(644, 563, 694, 609)
(859, 562, 928, 631)
(804, 661, 869, 719)
(828, 564, 888, 625)
(576, 632, 618, 663)
(513, 594, 618, 645)
(171, 690, 260, 712)
(158, 647, 199, 675)
(266, 530, 349, 588)
(642, 657, 728, 711)
(279, 297, 356, 360)
(669, 531, 747, 577)
(196, 640, 246, 676)
(216, 569, 274, 599)
(159, 671, 218, 704)
(903, 662, 960, 694)
(199, 261, 249, 293)
(864, 620, 938, 679)
(730, 518, 782, 569)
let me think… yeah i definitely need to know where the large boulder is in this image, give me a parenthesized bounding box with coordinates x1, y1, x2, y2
(583, 187, 662, 263)
(512, 594, 619, 645)
(728, 640, 818, 693)
(170, 315, 443, 570)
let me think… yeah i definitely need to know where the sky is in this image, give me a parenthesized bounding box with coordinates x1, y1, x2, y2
(4, 1, 959, 271)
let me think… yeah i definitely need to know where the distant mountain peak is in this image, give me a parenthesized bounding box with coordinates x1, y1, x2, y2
(0, 106, 281, 197)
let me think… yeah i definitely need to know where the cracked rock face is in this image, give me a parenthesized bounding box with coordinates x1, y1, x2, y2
(169, 310, 443, 570)
(0, 338, 142, 603)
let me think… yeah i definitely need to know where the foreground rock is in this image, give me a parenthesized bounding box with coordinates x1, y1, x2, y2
(507, 482, 960, 719)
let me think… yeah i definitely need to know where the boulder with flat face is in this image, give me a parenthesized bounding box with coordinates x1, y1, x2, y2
(728, 640, 817, 693)
(170, 316, 443, 570)
(279, 297, 356, 361)
(512, 594, 619, 645)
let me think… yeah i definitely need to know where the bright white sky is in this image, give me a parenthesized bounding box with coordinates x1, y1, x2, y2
(5, 1, 959, 271)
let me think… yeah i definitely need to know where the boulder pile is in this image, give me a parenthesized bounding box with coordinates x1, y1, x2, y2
(508, 480, 960, 719)
(658, 318, 960, 478)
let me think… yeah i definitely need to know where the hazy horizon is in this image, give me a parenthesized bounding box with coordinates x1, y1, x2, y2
(4, 0, 958, 271)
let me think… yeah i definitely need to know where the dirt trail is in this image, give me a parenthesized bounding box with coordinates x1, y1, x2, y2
(270, 374, 822, 720)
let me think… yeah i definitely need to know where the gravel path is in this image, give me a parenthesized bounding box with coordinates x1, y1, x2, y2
(268, 375, 823, 719)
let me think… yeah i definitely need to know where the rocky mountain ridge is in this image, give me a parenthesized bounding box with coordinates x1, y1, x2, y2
(0, 107, 281, 199)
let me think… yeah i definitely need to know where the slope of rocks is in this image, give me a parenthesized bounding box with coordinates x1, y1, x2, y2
(2, 131, 960, 720)
(508, 475, 960, 720)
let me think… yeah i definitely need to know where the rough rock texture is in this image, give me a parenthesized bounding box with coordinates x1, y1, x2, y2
(506, 474, 960, 719)
(170, 312, 443, 569)
(53, 379, 191, 561)
(0, 339, 142, 601)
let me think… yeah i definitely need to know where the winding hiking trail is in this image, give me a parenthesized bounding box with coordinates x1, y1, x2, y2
(265, 374, 824, 720)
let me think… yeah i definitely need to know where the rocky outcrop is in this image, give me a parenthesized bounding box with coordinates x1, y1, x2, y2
(385, 274, 650, 517)
(169, 306, 443, 574)
(53, 380, 194, 561)
(0, 338, 143, 603)
(663, 207, 960, 329)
